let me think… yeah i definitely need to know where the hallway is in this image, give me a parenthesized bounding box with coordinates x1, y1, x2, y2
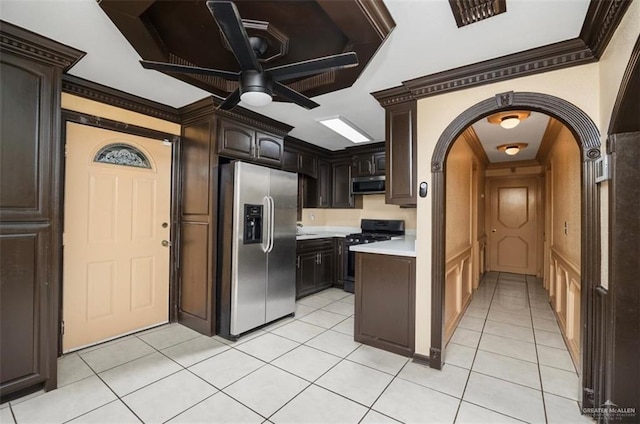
(446, 271, 591, 423)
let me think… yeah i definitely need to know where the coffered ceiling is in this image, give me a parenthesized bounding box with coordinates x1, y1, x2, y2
(1, 0, 594, 151)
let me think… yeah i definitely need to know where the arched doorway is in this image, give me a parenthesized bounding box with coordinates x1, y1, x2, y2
(429, 91, 601, 410)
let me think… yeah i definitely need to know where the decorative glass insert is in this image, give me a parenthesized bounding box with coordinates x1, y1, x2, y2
(93, 143, 151, 169)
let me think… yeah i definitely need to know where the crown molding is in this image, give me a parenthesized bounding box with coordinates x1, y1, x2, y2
(372, 0, 632, 107)
(0, 20, 85, 70)
(461, 126, 490, 167)
(580, 0, 632, 59)
(62, 74, 181, 123)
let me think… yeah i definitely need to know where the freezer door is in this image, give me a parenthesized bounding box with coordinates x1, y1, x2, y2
(231, 162, 269, 335)
(266, 168, 297, 322)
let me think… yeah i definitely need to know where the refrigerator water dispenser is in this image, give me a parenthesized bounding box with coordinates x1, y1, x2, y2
(243, 204, 263, 244)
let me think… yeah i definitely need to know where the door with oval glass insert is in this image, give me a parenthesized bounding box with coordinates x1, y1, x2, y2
(487, 176, 540, 275)
(63, 123, 171, 352)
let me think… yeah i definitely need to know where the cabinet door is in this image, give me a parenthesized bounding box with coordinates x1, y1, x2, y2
(217, 119, 255, 161)
(317, 160, 331, 208)
(317, 250, 335, 289)
(296, 253, 317, 299)
(1, 224, 50, 396)
(353, 155, 374, 177)
(331, 161, 353, 208)
(299, 153, 317, 178)
(255, 131, 284, 167)
(355, 253, 415, 356)
(283, 149, 299, 173)
(373, 152, 386, 176)
(386, 102, 417, 206)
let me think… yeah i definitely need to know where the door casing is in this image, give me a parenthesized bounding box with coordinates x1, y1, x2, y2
(59, 111, 181, 355)
(429, 91, 601, 414)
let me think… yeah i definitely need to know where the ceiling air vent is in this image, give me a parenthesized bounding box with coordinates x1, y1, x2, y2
(449, 0, 507, 27)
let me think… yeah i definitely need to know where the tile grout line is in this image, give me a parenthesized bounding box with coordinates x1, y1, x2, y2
(453, 272, 499, 423)
(526, 274, 550, 424)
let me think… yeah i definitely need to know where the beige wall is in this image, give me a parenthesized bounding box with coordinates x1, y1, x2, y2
(547, 126, 582, 266)
(61, 93, 181, 135)
(301, 194, 417, 229)
(414, 63, 602, 355)
(413, 1, 640, 353)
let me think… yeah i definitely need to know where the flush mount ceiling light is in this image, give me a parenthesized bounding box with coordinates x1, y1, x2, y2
(497, 143, 528, 156)
(487, 111, 531, 129)
(317, 116, 372, 143)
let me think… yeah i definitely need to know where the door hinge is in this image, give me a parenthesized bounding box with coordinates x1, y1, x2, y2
(62, 233, 66, 246)
(61, 320, 65, 335)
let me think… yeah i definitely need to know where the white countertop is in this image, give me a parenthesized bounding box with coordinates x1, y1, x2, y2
(295, 226, 358, 241)
(349, 235, 417, 257)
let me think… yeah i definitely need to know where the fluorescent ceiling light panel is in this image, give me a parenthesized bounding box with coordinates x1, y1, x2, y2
(317, 116, 372, 143)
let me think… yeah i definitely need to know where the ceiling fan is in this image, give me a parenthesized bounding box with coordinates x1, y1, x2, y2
(140, 0, 359, 110)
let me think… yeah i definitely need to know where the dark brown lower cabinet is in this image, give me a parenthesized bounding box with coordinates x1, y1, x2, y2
(355, 253, 415, 357)
(0, 225, 53, 397)
(296, 238, 335, 299)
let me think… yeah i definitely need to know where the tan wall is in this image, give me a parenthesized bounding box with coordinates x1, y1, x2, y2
(548, 126, 582, 266)
(61, 93, 181, 135)
(414, 63, 603, 355)
(301, 194, 417, 229)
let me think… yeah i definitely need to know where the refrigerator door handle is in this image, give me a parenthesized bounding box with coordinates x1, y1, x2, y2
(261, 196, 270, 253)
(267, 195, 275, 252)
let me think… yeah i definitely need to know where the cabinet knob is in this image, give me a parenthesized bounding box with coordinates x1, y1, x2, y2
(161, 240, 172, 247)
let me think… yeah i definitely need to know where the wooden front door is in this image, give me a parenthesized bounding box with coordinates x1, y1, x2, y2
(63, 123, 171, 352)
(487, 176, 540, 275)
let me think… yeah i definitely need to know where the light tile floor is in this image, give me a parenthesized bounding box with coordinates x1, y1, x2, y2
(2, 276, 593, 423)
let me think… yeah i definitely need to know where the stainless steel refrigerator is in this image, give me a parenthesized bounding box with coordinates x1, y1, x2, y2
(217, 161, 297, 339)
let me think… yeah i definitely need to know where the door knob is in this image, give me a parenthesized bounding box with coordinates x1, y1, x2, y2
(161, 240, 172, 247)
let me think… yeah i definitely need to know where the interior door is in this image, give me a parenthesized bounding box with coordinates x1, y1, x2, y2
(63, 123, 171, 352)
(487, 176, 539, 275)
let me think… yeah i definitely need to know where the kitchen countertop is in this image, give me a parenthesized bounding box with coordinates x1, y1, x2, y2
(349, 235, 417, 257)
(295, 226, 358, 241)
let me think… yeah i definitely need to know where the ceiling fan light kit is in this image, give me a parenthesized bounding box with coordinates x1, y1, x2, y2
(487, 110, 531, 129)
(497, 143, 528, 156)
(139, 0, 359, 111)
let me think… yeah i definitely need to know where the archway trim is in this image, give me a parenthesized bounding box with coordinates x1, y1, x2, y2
(429, 91, 601, 410)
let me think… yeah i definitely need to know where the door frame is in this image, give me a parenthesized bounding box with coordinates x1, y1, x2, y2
(58, 110, 182, 355)
(429, 91, 601, 411)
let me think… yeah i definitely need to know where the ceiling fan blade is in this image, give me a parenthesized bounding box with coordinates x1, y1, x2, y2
(267, 52, 359, 82)
(273, 82, 319, 110)
(218, 88, 241, 110)
(206, 1, 262, 72)
(140, 60, 239, 79)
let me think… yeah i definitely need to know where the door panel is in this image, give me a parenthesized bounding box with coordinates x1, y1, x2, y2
(488, 177, 539, 275)
(266, 169, 296, 322)
(63, 123, 171, 351)
(231, 162, 269, 335)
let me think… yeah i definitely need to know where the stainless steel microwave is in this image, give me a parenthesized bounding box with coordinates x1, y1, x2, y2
(351, 175, 385, 194)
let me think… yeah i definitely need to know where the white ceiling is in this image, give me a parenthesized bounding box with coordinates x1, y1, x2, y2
(1, 0, 590, 152)
(472, 112, 550, 163)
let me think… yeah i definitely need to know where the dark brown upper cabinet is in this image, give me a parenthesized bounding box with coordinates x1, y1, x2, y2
(283, 147, 318, 178)
(385, 101, 417, 206)
(217, 118, 284, 167)
(0, 21, 84, 398)
(331, 160, 355, 208)
(352, 151, 386, 177)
